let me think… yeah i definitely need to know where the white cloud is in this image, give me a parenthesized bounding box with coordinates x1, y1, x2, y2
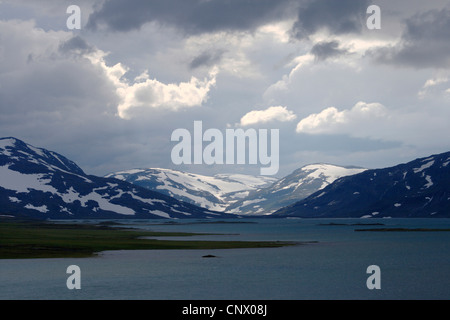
(262, 32, 400, 107)
(257, 19, 296, 44)
(295, 100, 450, 151)
(86, 50, 217, 119)
(418, 75, 450, 98)
(240, 105, 296, 126)
(423, 77, 448, 89)
(296, 106, 344, 133)
(118, 68, 217, 119)
(296, 101, 388, 135)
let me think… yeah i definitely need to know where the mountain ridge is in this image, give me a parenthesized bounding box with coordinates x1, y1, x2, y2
(106, 164, 367, 215)
(226, 163, 367, 214)
(274, 151, 450, 218)
(105, 168, 278, 212)
(3, 136, 449, 219)
(0, 137, 230, 219)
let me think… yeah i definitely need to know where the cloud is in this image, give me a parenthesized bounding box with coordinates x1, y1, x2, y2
(296, 102, 388, 135)
(87, 0, 374, 43)
(117, 68, 217, 119)
(368, 7, 450, 69)
(86, 0, 294, 35)
(58, 35, 95, 55)
(3, 1, 450, 179)
(0, 20, 117, 114)
(0, 19, 131, 171)
(295, 100, 450, 151)
(290, 0, 370, 39)
(81, 44, 218, 119)
(418, 75, 450, 98)
(310, 40, 350, 61)
(423, 77, 449, 89)
(189, 50, 225, 69)
(240, 106, 296, 126)
(0, 18, 220, 175)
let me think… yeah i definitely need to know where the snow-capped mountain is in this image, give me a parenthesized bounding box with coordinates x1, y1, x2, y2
(274, 151, 450, 218)
(0, 137, 229, 219)
(105, 168, 278, 211)
(226, 164, 366, 214)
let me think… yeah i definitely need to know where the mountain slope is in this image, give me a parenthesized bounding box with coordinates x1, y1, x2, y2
(105, 168, 277, 211)
(0, 137, 228, 219)
(226, 164, 366, 214)
(274, 151, 450, 218)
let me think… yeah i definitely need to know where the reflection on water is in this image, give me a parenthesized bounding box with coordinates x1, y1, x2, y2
(1, 218, 450, 300)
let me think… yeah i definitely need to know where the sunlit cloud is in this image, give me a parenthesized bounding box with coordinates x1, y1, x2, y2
(86, 50, 218, 119)
(240, 106, 296, 126)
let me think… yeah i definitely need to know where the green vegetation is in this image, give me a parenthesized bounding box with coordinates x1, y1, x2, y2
(0, 220, 294, 259)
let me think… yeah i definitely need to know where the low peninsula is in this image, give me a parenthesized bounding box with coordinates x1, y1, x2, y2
(0, 220, 296, 259)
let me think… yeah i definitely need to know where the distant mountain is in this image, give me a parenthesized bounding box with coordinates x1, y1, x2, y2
(105, 168, 277, 212)
(274, 151, 450, 218)
(226, 164, 366, 214)
(0, 137, 229, 219)
(107, 164, 365, 215)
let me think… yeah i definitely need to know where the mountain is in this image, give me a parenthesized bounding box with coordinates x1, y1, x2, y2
(105, 168, 277, 212)
(0, 137, 229, 219)
(106, 164, 366, 215)
(226, 164, 367, 215)
(274, 151, 450, 218)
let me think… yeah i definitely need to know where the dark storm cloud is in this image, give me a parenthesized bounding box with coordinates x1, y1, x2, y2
(290, 0, 370, 39)
(86, 0, 294, 34)
(310, 40, 349, 61)
(368, 7, 450, 69)
(59, 35, 94, 55)
(87, 0, 375, 42)
(189, 50, 225, 69)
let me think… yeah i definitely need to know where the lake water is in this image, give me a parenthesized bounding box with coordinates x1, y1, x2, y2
(1, 218, 450, 300)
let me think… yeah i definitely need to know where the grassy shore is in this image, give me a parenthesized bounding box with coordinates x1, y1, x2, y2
(0, 220, 295, 259)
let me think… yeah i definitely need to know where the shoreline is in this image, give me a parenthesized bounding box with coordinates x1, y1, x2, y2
(0, 220, 297, 259)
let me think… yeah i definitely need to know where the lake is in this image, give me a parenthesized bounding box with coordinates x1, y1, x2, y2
(1, 218, 450, 300)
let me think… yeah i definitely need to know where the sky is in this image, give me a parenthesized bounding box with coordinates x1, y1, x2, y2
(1, 0, 450, 178)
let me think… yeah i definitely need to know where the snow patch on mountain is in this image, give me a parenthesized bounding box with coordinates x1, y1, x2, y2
(226, 163, 367, 215)
(0, 137, 230, 219)
(424, 175, 433, 188)
(106, 168, 277, 212)
(274, 151, 450, 218)
(0, 165, 57, 193)
(414, 159, 435, 173)
(24, 204, 48, 213)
